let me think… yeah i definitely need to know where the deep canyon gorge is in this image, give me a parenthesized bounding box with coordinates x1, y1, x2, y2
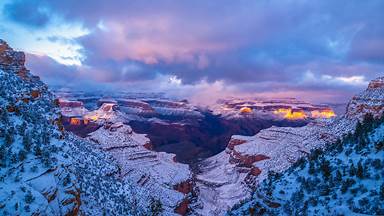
(1, 37, 383, 215)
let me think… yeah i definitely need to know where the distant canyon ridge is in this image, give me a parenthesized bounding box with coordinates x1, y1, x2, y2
(57, 92, 338, 164)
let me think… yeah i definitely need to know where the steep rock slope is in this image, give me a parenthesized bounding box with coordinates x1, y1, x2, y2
(0, 39, 81, 215)
(230, 114, 384, 215)
(195, 77, 384, 215)
(87, 120, 193, 214)
(0, 39, 162, 215)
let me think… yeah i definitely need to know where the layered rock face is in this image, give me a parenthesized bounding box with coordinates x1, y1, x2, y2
(346, 77, 384, 118)
(87, 121, 193, 214)
(0, 39, 30, 80)
(195, 77, 384, 215)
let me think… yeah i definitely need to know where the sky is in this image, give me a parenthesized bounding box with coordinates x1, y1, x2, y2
(0, 0, 383, 104)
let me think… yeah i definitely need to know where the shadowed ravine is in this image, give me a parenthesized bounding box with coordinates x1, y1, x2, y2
(129, 111, 308, 164)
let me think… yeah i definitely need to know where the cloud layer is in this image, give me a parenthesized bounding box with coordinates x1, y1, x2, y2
(1, 0, 383, 103)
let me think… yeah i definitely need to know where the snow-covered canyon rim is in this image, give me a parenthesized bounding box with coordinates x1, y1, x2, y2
(57, 90, 338, 164)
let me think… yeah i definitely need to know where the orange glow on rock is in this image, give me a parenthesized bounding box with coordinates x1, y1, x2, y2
(240, 107, 252, 114)
(70, 118, 81, 125)
(273, 108, 307, 120)
(311, 109, 336, 118)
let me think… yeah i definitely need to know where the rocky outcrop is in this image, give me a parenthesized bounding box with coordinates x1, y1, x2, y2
(195, 77, 384, 215)
(227, 138, 247, 150)
(174, 180, 193, 194)
(368, 77, 384, 89)
(0, 39, 29, 80)
(229, 146, 270, 167)
(346, 77, 384, 118)
(175, 199, 190, 215)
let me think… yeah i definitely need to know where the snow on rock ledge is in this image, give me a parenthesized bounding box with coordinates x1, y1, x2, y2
(347, 76, 384, 118)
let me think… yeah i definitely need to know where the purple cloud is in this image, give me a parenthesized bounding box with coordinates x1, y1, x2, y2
(3, 0, 384, 103)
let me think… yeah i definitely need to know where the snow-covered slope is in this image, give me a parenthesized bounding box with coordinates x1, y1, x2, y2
(0, 39, 81, 215)
(0, 39, 171, 215)
(230, 114, 384, 215)
(195, 77, 384, 215)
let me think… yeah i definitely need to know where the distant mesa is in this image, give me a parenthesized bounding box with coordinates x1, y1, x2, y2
(215, 97, 336, 120)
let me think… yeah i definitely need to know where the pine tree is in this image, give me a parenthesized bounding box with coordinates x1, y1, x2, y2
(0, 144, 5, 167)
(41, 130, 50, 145)
(355, 136, 367, 152)
(5, 131, 13, 146)
(25, 191, 35, 204)
(321, 159, 331, 179)
(335, 139, 343, 153)
(341, 180, 349, 194)
(0, 109, 9, 124)
(42, 149, 51, 167)
(22, 132, 32, 152)
(335, 170, 342, 182)
(308, 160, 315, 175)
(18, 122, 27, 135)
(18, 150, 26, 161)
(63, 174, 71, 186)
(355, 121, 364, 138)
(349, 163, 356, 176)
(362, 113, 374, 131)
(33, 143, 42, 156)
(356, 161, 364, 179)
(24, 205, 30, 212)
(375, 140, 384, 151)
(10, 152, 18, 164)
(149, 198, 163, 216)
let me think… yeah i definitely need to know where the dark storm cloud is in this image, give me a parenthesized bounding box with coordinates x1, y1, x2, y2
(3, 0, 50, 28)
(3, 0, 384, 102)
